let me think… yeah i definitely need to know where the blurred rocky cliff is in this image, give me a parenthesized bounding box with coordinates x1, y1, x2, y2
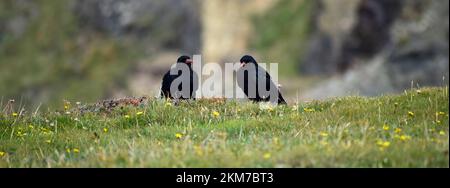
(74, 0, 202, 53)
(300, 0, 449, 99)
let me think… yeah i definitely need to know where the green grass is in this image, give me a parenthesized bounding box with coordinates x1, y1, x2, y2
(0, 87, 448, 167)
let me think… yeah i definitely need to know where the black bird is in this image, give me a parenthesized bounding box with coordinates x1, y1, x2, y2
(160, 55, 198, 99)
(237, 55, 287, 105)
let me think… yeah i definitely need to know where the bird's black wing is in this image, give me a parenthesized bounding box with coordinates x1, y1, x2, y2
(257, 65, 287, 105)
(237, 65, 260, 102)
(190, 70, 199, 99)
(160, 71, 173, 99)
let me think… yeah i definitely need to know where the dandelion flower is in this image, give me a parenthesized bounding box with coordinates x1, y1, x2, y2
(408, 111, 415, 117)
(377, 140, 390, 148)
(136, 111, 144, 116)
(0, 151, 5, 157)
(124, 115, 131, 119)
(320, 132, 329, 137)
(439, 131, 446, 136)
(73, 148, 80, 153)
(394, 128, 402, 134)
(16, 131, 24, 137)
(66, 148, 71, 153)
(400, 135, 411, 141)
(303, 107, 315, 112)
(165, 102, 172, 107)
(103, 128, 108, 133)
(383, 124, 390, 131)
(263, 153, 271, 159)
(212, 111, 220, 118)
(12, 112, 18, 117)
(175, 133, 183, 139)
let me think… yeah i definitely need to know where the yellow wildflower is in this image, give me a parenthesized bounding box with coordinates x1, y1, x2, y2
(320, 132, 329, 137)
(408, 111, 414, 117)
(66, 148, 71, 153)
(16, 131, 25, 137)
(0, 151, 5, 157)
(175, 133, 183, 139)
(394, 128, 402, 134)
(383, 124, 390, 131)
(45, 140, 51, 144)
(73, 148, 80, 153)
(12, 112, 18, 117)
(212, 111, 220, 118)
(136, 111, 144, 116)
(28, 125, 34, 129)
(439, 131, 446, 136)
(303, 107, 315, 112)
(103, 128, 108, 133)
(263, 152, 271, 159)
(399, 135, 411, 141)
(124, 115, 131, 119)
(377, 140, 390, 148)
(64, 102, 70, 110)
(165, 102, 172, 107)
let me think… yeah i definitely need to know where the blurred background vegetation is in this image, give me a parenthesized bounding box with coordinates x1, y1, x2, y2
(0, 0, 448, 108)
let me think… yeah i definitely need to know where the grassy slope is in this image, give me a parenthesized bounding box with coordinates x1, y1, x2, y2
(0, 87, 448, 167)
